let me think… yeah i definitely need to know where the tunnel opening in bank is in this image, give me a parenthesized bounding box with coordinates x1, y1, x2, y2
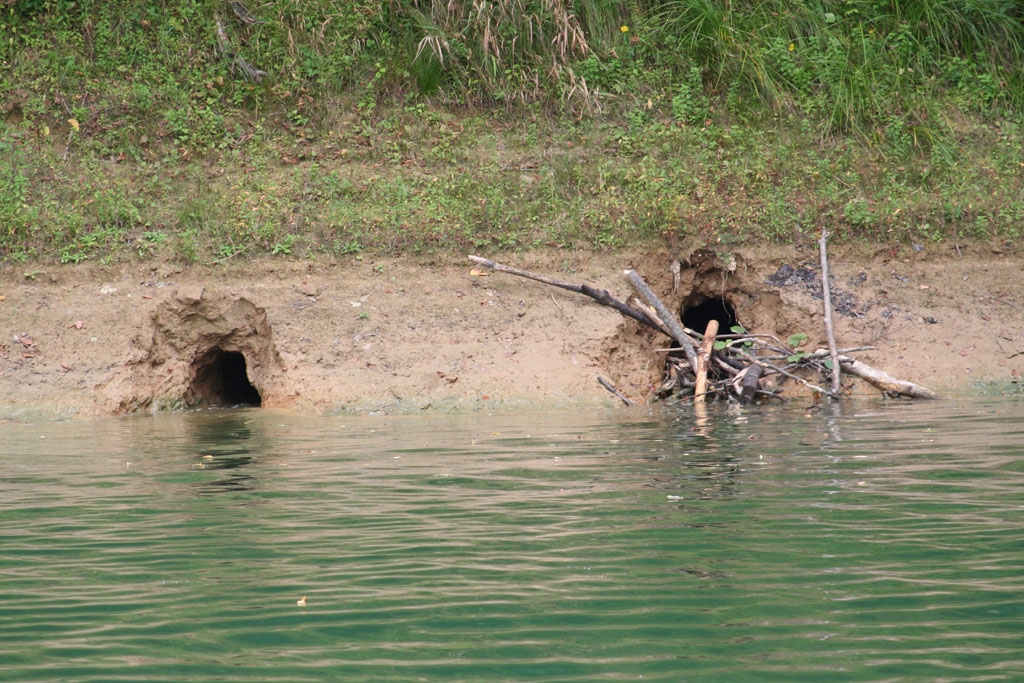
(189, 347, 262, 407)
(681, 297, 739, 334)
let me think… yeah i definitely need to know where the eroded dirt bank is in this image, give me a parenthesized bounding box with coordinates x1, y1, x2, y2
(1, 243, 1021, 420)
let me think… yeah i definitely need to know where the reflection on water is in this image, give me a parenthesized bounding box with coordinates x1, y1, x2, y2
(186, 412, 261, 493)
(1, 397, 1023, 682)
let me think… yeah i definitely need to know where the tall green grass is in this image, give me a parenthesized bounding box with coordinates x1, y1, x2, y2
(647, 0, 1024, 139)
(1, 1, 1021, 262)
(2, 1, 1020, 139)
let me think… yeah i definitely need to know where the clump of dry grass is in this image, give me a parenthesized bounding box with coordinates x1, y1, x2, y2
(400, 0, 599, 109)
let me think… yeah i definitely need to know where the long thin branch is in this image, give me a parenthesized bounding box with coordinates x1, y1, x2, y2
(468, 256, 668, 335)
(732, 347, 840, 400)
(597, 376, 633, 405)
(802, 346, 875, 359)
(819, 229, 842, 395)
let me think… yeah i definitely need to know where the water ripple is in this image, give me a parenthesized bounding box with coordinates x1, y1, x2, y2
(2, 399, 1023, 681)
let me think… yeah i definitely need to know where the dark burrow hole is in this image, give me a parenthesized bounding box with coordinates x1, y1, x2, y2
(681, 298, 739, 334)
(190, 348, 262, 407)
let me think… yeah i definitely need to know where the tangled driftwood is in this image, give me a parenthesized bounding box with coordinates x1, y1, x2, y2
(468, 254, 939, 404)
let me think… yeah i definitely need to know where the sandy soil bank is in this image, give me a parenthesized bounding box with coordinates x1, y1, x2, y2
(1, 243, 1021, 421)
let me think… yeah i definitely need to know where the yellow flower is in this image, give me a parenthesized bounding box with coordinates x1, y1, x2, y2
(620, 25, 629, 33)
(788, 43, 795, 52)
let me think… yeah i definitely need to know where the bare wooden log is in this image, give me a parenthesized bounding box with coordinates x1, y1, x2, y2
(835, 355, 940, 399)
(818, 229, 842, 395)
(733, 364, 763, 403)
(468, 256, 669, 336)
(694, 320, 719, 404)
(624, 269, 700, 372)
(598, 376, 633, 406)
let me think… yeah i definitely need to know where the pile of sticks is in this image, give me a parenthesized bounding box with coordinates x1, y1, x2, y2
(468, 249, 939, 404)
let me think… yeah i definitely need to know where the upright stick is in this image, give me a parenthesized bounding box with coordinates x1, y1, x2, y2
(818, 230, 842, 395)
(694, 319, 719, 404)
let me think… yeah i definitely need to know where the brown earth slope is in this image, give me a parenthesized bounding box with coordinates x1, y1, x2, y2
(1, 243, 1021, 420)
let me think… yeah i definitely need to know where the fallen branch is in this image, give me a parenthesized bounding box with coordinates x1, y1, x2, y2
(468, 256, 668, 336)
(835, 354, 940, 399)
(624, 269, 700, 372)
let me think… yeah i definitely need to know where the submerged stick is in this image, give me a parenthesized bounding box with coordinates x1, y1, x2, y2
(468, 256, 667, 335)
(835, 355, 940, 399)
(624, 269, 700, 372)
(818, 230, 842, 395)
(597, 376, 633, 406)
(735, 363, 763, 403)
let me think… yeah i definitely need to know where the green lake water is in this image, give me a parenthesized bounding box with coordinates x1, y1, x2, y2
(2, 397, 1023, 681)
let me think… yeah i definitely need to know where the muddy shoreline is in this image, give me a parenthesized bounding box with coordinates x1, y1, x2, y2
(1, 244, 1021, 421)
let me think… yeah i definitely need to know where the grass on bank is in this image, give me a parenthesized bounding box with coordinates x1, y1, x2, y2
(1, 0, 1022, 264)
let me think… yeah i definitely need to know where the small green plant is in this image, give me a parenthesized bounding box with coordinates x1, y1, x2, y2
(136, 230, 168, 257)
(713, 325, 752, 351)
(334, 239, 364, 256)
(0, 142, 34, 250)
(271, 234, 297, 255)
(670, 65, 709, 125)
(843, 198, 874, 227)
(786, 332, 810, 362)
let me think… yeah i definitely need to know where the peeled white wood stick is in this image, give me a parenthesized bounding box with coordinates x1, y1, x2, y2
(694, 319, 719, 404)
(818, 229, 842, 395)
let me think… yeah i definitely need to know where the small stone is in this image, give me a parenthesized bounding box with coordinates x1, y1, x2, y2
(176, 285, 204, 304)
